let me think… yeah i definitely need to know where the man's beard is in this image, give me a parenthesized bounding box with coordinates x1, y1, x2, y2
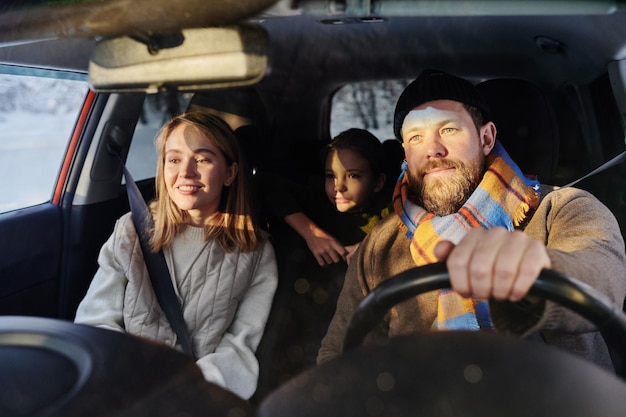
(408, 157, 484, 216)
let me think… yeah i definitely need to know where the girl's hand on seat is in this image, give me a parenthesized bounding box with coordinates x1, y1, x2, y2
(345, 243, 361, 265)
(303, 226, 348, 266)
(284, 211, 347, 266)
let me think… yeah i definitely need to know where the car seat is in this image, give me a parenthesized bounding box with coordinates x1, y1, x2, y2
(476, 78, 560, 184)
(382, 138, 405, 189)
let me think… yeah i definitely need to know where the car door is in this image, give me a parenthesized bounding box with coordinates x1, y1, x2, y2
(57, 91, 184, 320)
(0, 67, 91, 318)
(0, 65, 155, 320)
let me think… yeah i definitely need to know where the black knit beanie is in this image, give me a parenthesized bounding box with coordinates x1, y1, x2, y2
(393, 69, 490, 141)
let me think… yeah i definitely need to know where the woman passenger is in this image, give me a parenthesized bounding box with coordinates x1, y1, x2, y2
(74, 111, 278, 400)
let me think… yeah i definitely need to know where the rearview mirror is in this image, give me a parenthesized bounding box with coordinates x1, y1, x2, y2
(88, 24, 268, 92)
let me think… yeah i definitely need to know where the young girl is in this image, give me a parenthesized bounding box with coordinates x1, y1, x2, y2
(74, 112, 278, 400)
(266, 128, 392, 266)
(320, 128, 392, 263)
(254, 128, 392, 388)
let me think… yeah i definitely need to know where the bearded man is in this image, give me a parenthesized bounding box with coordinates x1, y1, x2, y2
(316, 69, 626, 371)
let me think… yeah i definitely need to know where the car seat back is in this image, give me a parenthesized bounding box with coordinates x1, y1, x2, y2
(477, 78, 559, 184)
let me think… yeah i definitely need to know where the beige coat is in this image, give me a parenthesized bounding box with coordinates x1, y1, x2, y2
(318, 187, 626, 371)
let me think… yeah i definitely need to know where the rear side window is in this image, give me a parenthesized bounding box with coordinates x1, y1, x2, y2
(330, 79, 411, 141)
(0, 66, 88, 213)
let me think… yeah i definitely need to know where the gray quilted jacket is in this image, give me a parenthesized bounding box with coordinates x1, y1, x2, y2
(75, 212, 278, 399)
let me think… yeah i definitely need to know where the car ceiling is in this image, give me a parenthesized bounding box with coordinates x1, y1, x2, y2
(257, 9, 626, 88)
(0, 0, 625, 91)
(0, 0, 277, 44)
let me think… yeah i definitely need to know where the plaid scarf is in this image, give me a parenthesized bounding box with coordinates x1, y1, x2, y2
(393, 141, 540, 330)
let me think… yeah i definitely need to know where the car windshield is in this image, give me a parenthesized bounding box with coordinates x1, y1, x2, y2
(1, 1, 626, 416)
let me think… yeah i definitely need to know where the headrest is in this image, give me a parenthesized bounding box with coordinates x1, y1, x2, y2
(476, 78, 559, 183)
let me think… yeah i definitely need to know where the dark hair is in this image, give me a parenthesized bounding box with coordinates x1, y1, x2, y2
(322, 128, 385, 177)
(464, 104, 486, 134)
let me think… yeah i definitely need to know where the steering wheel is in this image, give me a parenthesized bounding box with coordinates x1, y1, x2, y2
(256, 262, 626, 417)
(343, 261, 626, 376)
(0, 316, 251, 417)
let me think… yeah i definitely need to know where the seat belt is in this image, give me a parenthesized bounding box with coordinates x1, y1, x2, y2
(121, 164, 194, 358)
(561, 150, 626, 188)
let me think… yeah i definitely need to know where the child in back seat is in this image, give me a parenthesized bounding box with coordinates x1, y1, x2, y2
(251, 128, 399, 400)
(75, 112, 278, 400)
(262, 128, 393, 267)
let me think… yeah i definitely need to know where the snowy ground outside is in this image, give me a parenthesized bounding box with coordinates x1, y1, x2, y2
(0, 111, 79, 213)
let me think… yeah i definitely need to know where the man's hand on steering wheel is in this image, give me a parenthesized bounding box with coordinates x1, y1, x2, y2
(434, 227, 552, 303)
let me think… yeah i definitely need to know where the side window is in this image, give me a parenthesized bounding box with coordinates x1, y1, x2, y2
(0, 66, 88, 214)
(126, 92, 192, 181)
(330, 79, 411, 141)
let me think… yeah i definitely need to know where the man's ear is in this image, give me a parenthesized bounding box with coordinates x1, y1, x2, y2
(224, 162, 238, 186)
(480, 121, 497, 155)
(374, 173, 386, 193)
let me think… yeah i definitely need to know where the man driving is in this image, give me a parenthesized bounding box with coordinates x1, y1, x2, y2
(317, 69, 626, 371)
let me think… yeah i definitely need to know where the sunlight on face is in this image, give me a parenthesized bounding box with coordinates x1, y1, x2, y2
(408, 157, 483, 215)
(164, 125, 236, 226)
(401, 101, 487, 215)
(324, 148, 383, 213)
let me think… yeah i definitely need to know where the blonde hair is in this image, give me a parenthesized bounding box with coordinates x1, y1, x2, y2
(149, 111, 260, 252)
